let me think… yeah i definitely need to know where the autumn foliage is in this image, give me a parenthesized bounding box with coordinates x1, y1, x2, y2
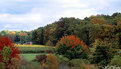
(0, 36, 20, 63)
(54, 35, 89, 59)
(41, 53, 58, 69)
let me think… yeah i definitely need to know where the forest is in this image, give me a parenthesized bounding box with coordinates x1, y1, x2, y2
(0, 12, 121, 69)
(0, 12, 121, 47)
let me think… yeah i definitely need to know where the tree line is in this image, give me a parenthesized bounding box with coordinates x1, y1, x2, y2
(0, 12, 121, 48)
(0, 30, 31, 44)
(31, 12, 121, 47)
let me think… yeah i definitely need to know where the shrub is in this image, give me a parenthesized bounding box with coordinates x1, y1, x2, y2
(0, 36, 20, 68)
(8, 58, 21, 69)
(55, 55, 69, 64)
(55, 55, 70, 69)
(45, 53, 58, 69)
(35, 55, 47, 63)
(68, 59, 89, 67)
(54, 35, 89, 59)
(109, 55, 121, 67)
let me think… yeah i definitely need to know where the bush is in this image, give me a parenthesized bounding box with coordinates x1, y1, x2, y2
(35, 55, 47, 63)
(55, 55, 69, 64)
(8, 58, 21, 69)
(0, 36, 20, 68)
(109, 55, 121, 67)
(42, 53, 58, 69)
(55, 55, 70, 69)
(54, 35, 89, 59)
(68, 59, 89, 67)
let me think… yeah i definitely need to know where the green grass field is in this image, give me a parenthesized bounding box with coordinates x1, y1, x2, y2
(18, 45, 52, 62)
(21, 53, 48, 61)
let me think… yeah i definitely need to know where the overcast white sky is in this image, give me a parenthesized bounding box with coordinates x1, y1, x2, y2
(0, 0, 121, 31)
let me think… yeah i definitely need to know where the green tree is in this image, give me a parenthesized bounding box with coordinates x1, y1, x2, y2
(91, 39, 118, 66)
(32, 27, 44, 44)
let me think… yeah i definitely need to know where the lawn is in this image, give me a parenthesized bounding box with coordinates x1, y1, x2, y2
(21, 53, 48, 61)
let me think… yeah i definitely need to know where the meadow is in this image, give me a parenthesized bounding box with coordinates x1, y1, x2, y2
(14, 45, 51, 69)
(16, 45, 52, 61)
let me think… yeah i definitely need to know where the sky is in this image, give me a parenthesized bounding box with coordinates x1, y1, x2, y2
(0, 0, 121, 31)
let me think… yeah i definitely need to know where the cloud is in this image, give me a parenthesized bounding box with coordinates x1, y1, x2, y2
(0, 8, 42, 24)
(62, 3, 87, 8)
(58, 9, 98, 19)
(11, 0, 28, 2)
(4, 24, 12, 28)
(54, 0, 80, 3)
(0, 0, 121, 31)
(0, 8, 44, 31)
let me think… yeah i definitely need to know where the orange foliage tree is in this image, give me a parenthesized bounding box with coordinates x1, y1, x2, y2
(54, 35, 89, 59)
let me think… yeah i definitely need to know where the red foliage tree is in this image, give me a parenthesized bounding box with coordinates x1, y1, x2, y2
(0, 36, 20, 62)
(56, 35, 89, 50)
(55, 35, 89, 59)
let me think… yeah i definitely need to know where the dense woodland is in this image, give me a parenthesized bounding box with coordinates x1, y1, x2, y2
(0, 12, 121, 69)
(0, 12, 120, 48)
